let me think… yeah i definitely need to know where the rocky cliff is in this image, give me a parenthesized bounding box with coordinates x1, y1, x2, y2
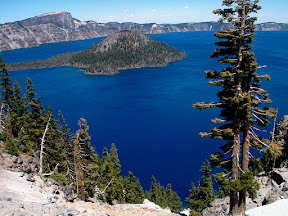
(1, 12, 287, 51)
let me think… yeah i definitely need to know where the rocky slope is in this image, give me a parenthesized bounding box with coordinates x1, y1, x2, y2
(0, 12, 287, 51)
(201, 168, 288, 216)
(0, 144, 179, 216)
(7, 30, 186, 75)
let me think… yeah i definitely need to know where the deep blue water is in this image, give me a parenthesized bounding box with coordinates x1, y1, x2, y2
(1, 31, 288, 200)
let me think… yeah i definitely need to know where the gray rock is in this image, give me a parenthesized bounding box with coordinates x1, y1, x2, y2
(67, 209, 80, 216)
(63, 185, 76, 202)
(30, 164, 37, 173)
(202, 197, 229, 216)
(12, 156, 18, 163)
(50, 196, 57, 203)
(24, 165, 32, 174)
(18, 158, 23, 164)
(27, 174, 35, 182)
(19, 204, 24, 208)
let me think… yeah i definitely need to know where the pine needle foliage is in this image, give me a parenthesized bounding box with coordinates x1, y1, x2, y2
(193, 1, 275, 215)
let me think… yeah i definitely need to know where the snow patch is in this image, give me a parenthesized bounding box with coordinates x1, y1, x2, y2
(246, 199, 288, 216)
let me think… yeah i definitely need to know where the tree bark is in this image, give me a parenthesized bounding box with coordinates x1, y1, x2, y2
(230, 1, 247, 215)
(239, 123, 251, 214)
(229, 120, 241, 215)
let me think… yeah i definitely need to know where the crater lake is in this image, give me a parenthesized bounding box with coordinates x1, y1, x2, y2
(1, 31, 288, 200)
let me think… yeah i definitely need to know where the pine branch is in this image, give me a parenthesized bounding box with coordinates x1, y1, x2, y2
(193, 102, 222, 110)
(211, 118, 226, 124)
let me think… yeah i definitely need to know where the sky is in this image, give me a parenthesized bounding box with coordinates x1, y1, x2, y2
(1, 0, 287, 24)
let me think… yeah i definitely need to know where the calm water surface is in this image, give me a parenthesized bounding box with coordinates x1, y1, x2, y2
(1, 31, 287, 200)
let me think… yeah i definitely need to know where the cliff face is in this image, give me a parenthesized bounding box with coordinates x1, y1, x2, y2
(0, 12, 287, 51)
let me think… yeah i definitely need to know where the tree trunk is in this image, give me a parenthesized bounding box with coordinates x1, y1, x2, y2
(229, 120, 241, 215)
(39, 115, 51, 175)
(239, 123, 251, 214)
(230, 1, 247, 215)
(73, 135, 79, 197)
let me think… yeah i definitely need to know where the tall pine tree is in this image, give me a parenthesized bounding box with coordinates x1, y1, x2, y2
(0, 56, 13, 107)
(58, 110, 74, 184)
(100, 143, 124, 204)
(123, 171, 145, 204)
(73, 118, 99, 200)
(193, 1, 275, 215)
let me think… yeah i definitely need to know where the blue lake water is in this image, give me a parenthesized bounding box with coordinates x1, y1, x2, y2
(1, 31, 288, 200)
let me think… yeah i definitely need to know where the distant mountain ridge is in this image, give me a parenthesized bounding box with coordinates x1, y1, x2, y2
(0, 11, 287, 51)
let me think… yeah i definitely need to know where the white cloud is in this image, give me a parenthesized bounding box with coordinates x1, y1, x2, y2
(152, 9, 157, 12)
(184, 6, 190, 9)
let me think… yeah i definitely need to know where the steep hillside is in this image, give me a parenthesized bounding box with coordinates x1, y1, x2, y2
(7, 30, 186, 74)
(1, 12, 287, 51)
(0, 145, 179, 216)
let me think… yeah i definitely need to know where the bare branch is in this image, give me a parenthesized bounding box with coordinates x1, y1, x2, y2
(271, 108, 278, 142)
(42, 163, 59, 176)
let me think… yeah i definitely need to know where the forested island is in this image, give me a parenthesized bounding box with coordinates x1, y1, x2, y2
(7, 30, 187, 75)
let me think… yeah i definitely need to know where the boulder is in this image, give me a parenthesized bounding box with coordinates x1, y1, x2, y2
(143, 199, 162, 211)
(202, 197, 229, 216)
(27, 174, 35, 182)
(63, 185, 76, 202)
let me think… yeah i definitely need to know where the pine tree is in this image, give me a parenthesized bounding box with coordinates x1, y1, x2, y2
(186, 182, 201, 215)
(193, 1, 275, 215)
(22, 78, 46, 153)
(42, 105, 64, 181)
(10, 81, 24, 138)
(99, 147, 114, 203)
(100, 143, 124, 204)
(73, 118, 99, 200)
(147, 176, 182, 211)
(199, 160, 215, 208)
(187, 161, 215, 214)
(0, 56, 16, 154)
(165, 184, 182, 212)
(123, 171, 145, 204)
(147, 176, 162, 204)
(0, 56, 13, 107)
(58, 110, 74, 184)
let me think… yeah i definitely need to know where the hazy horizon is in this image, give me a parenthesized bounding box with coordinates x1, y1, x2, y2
(1, 0, 288, 25)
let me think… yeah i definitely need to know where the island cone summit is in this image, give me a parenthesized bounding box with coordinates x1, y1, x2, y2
(8, 30, 186, 74)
